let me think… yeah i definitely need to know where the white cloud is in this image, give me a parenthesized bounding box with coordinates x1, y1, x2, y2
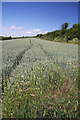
(25, 31, 32, 34)
(18, 27, 24, 30)
(9, 25, 16, 29)
(2, 25, 24, 31)
(32, 29, 41, 32)
(9, 25, 24, 30)
(2, 26, 48, 37)
(37, 31, 48, 34)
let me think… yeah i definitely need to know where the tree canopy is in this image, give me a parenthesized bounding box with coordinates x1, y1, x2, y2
(36, 23, 80, 44)
(61, 23, 69, 29)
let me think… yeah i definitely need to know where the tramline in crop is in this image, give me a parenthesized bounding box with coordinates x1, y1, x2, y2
(2, 38, 79, 118)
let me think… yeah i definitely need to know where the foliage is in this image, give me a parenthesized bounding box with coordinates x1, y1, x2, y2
(36, 23, 80, 44)
(1, 36, 12, 40)
(36, 34, 43, 38)
(61, 23, 69, 29)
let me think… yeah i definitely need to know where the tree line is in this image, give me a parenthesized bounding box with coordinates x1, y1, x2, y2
(36, 23, 80, 44)
(0, 36, 12, 40)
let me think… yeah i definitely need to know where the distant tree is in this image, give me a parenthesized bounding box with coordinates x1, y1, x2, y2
(61, 23, 69, 29)
(72, 24, 78, 28)
(36, 34, 43, 38)
(78, 23, 80, 29)
(9, 36, 12, 39)
(36, 23, 79, 43)
(61, 29, 66, 35)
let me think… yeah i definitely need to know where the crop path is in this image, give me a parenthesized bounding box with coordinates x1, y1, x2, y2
(2, 38, 78, 92)
(2, 39, 33, 92)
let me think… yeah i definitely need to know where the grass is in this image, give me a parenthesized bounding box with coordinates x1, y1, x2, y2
(2, 38, 79, 119)
(2, 65, 78, 118)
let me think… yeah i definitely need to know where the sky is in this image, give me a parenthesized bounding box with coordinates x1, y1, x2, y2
(2, 2, 78, 37)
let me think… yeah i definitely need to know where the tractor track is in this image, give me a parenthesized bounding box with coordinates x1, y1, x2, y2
(38, 43, 54, 62)
(2, 39, 33, 93)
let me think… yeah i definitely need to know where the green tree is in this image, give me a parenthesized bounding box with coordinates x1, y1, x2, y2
(72, 24, 78, 28)
(61, 23, 69, 29)
(36, 34, 43, 38)
(9, 36, 12, 39)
